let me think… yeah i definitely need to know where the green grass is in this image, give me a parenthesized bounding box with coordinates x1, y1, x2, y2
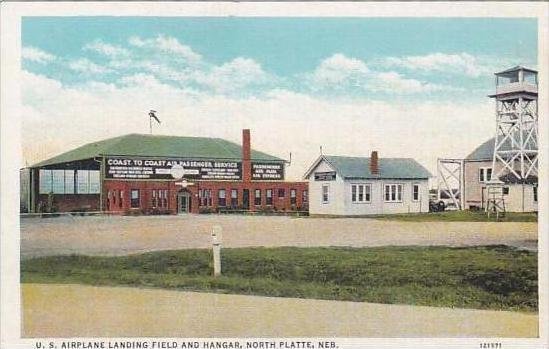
(311, 210, 538, 222)
(21, 246, 538, 312)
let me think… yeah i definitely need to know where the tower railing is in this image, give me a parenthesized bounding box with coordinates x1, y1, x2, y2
(496, 82, 537, 95)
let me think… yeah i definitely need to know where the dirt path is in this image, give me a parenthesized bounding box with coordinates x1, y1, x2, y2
(22, 283, 538, 338)
(21, 215, 537, 259)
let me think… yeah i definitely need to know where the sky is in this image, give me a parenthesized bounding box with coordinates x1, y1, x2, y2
(21, 17, 538, 180)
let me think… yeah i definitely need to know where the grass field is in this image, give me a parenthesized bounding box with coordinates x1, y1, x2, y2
(312, 210, 538, 222)
(21, 246, 538, 312)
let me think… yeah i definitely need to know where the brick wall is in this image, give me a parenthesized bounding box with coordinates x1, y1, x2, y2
(36, 194, 100, 212)
(103, 180, 177, 214)
(194, 180, 309, 213)
(103, 179, 308, 214)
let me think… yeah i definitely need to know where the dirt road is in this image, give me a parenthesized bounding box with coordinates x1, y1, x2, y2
(21, 215, 537, 259)
(21, 283, 538, 338)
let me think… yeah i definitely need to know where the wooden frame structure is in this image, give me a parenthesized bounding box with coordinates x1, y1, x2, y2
(436, 158, 464, 210)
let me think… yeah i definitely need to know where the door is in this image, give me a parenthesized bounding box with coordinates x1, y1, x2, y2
(177, 191, 191, 213)
(242, 189, 250, 209)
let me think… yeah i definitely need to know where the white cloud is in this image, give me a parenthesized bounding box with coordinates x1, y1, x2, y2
(308, 53, 456, 94)
(128, 35, 202, 64)
(22, 46, 56, 64)
(68, 58, 111, 74)
(384, 53, 485, 77)
(194, 57, 273, 94)
(22, 70, 494, 180)
(83, 39, 129, 58)
(29, 39, 467, 98)
(310, 53, 369, 87)
(371, 71, 456, 94)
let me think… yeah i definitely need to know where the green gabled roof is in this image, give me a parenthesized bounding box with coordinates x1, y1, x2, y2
(320, 155, 431, 179)
(32, 133, 283, 167)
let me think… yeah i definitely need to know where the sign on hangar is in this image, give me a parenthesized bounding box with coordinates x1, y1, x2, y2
(105, 157, 284, 181)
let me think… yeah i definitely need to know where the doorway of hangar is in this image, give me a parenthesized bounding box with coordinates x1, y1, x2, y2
(242, 189, 250, 210)
(177, 190, 192, 214)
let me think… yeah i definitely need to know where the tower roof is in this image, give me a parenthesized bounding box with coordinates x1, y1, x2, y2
(495, 65, 537, 75)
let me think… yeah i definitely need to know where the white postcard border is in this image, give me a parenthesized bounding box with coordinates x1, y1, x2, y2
(1, 2, 548, 348)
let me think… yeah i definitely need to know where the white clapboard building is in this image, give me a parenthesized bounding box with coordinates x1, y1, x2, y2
(304, 152, 431, 216)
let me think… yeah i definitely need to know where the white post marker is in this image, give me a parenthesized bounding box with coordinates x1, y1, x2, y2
(212, 225, 222, 276)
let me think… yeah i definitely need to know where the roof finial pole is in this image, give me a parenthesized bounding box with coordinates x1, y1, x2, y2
(320, 146, 323, 156)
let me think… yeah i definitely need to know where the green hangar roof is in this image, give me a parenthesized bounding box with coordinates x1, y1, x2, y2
(32, 133, 283, 167)
(305, 155, 431, 180)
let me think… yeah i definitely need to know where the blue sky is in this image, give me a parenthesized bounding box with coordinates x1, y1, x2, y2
(21, 17, 538, 179)
(22, 17, 537, 98)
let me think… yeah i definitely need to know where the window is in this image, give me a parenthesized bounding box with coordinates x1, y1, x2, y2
(130, 189, 140, 208)
(384, 184, 403, 202)
(107, 190, 112, 208)
(39, 170, 53, 194)
(39, 169, 76, 194)
(479, 167, 492, 183)
(77, 170, 89, 194)
(64, 170, 75, 194)
(152, 190, 157, 208)
(503, 187, 509, 195)
(290, 189, 297, 205)
(76, 170, 100, 194)
(278, 188, 285, 198)
(231, 189, 238, 207)
(351, 184, 371, 203)
(302, 190, 308, 203)
(254, 189, 262, 206)
(534, 186, 538, 202)
(322, 185, 329, 204)
(412, 184, 420, 201)
(119, 190, 124, 208)
(51, 170, 65, 194)
(89, 171, 100, 193)
(266, 189, 273, 205)
(200, 189, 212, 207)
(218, 189, 227, 207)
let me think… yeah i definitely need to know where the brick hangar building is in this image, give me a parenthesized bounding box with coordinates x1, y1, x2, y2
(22, 130, 308, 214)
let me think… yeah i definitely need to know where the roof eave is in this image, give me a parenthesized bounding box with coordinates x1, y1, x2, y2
(303, 155, 327, 179)
(464, 158, 492, 162)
